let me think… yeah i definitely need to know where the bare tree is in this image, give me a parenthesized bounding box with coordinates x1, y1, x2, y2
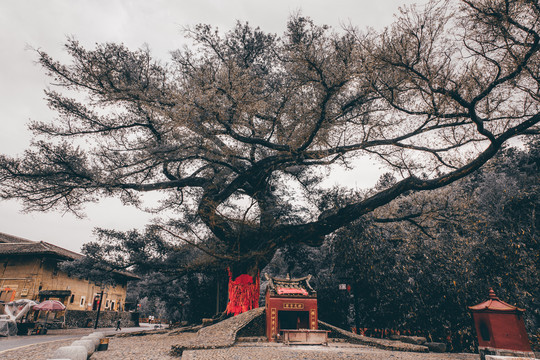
(1, 0, 539, 279)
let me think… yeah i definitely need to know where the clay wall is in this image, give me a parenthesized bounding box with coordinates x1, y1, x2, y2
(0, 255, 128, 311)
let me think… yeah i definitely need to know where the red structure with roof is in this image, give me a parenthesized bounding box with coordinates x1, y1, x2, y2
(264, 274, 318, 342)
(469, 288, 534, 359)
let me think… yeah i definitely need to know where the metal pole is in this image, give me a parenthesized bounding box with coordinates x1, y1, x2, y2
(216, 280, 220, 315)
(94, 289, 104, 329)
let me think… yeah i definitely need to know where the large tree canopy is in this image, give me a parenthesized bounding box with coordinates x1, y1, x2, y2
(1, 0, 539, 275)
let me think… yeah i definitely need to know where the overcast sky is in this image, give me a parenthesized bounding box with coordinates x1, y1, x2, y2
(0, 0, 420, 253)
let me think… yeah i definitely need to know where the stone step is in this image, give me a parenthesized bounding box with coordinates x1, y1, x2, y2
(236, 336, 267, 342)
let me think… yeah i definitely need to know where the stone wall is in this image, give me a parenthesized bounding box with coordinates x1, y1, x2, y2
(236, 309, 266, 337)
(65, 310, 139, 328)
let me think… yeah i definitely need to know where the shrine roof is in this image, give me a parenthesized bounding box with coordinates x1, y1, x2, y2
(265, 273, 316, 298)
(468, 288, 525, 313)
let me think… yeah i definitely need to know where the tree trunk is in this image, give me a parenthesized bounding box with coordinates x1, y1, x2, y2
(225, 260, 262, 316)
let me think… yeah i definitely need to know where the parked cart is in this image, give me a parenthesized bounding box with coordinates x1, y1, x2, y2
(2, 299, 37, 336)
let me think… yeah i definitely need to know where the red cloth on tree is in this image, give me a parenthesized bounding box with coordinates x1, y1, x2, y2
(225, 268, 260, 316)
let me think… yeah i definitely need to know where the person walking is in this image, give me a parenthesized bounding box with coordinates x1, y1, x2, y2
(116, 319, 121, 331)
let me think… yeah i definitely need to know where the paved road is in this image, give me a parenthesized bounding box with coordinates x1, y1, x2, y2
(0, 332, 85, 352)
(0, 323, 162, 352)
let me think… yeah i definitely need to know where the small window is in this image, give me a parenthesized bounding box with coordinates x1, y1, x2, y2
(70, 294, 75, 304)
(80, 296, 86, 307)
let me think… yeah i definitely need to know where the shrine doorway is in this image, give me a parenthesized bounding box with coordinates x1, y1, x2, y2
(279, 310, 309, 330)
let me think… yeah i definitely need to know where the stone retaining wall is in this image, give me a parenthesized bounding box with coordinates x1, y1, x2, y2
(318, 320, 429, 353)
(65, 310, 139, 328)
(171, 307, 265, 356)
(236, 310, 266, 337)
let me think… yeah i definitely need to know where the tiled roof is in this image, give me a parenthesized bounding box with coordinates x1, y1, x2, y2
(0, 232, 35, 244)
(265, 273, 316, 298)
(0, 232, 139, 280)
(0, 232, 82, 260)
(468, 288, 525, 313)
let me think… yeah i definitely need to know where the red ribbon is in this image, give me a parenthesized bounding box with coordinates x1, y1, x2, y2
(225, 268, 260, 316)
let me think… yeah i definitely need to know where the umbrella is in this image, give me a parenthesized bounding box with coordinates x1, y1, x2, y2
(33, 300, 66, 329)
(33, 300, 66, 311)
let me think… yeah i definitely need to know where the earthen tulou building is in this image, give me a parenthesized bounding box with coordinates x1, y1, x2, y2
(0, 232, 139, 327)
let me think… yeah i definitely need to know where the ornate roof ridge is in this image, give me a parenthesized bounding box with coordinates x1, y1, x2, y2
(264, 273, 316, 297)
(267, 274, 312, 283)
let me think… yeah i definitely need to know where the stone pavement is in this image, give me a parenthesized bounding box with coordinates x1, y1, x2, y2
(0, 328, 483, 360)
(182, 344, 479, 360)
(0, 337, 75, 360)
(0, 324, 162, 359)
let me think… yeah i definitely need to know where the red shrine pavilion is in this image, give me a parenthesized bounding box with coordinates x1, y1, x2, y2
(469, 288, 534, 359)
(264, 274, 320, 342)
